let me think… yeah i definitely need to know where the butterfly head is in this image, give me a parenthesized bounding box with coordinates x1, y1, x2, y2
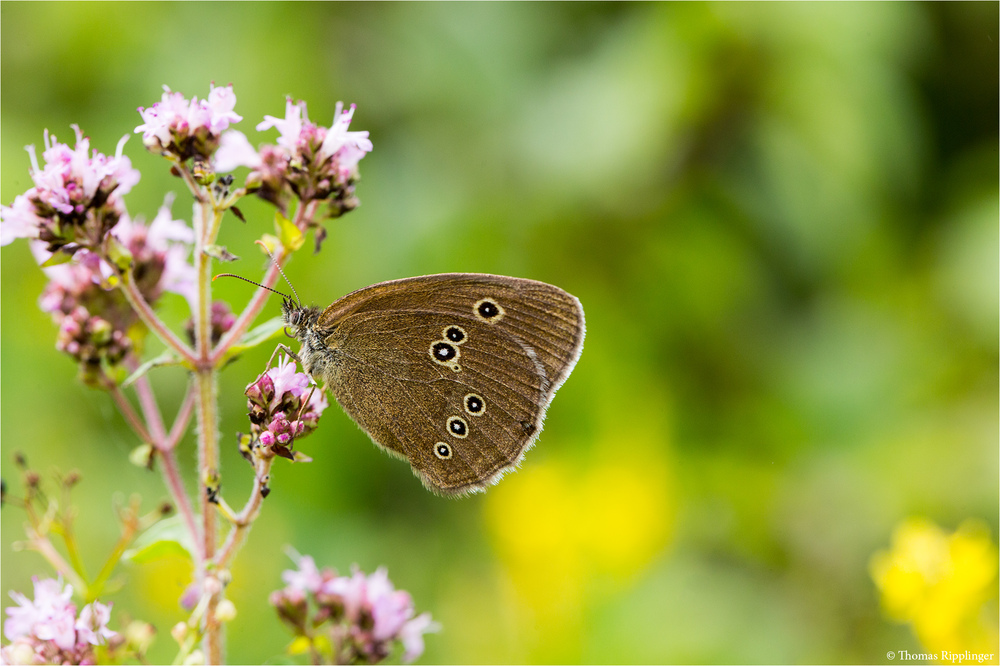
(281, 299, 319, 340)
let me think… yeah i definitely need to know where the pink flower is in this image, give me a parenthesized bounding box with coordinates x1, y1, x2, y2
(2, 578, 117, 665)
(206, 84, 242, 134)
(320, 102, 373, 171)
(245, 355, 328, 460)
(110, 196, 196, 304)
(265, 354, 313, 408)
(135, 84, 243, 160)
(30, 128, 138, 217)
(0, 195, 41, 246)
(319, 567, 368, 621)
(213, 130, 261, 173)
(4, 578, 77, 650)
(1, 127, 138, 252)
(272, 560, 438, 664)
(161, 243, 197, 304)
(243, 98, 372, 235)
(281, 555, 323, 595)
(369, 586, 413, 641)
(400, 612, 439, 664)
(133, 193, 195, 248)
(256, 98, 306, 153)
(135, 88, 190, 147)
(74, 602, 115, 646)
(33, 244, 105, 314)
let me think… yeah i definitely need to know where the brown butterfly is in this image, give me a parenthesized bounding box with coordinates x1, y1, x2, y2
(286, 273, 586, 495)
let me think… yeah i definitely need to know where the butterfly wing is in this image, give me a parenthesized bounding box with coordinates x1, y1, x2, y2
(314, 274, 585, 494)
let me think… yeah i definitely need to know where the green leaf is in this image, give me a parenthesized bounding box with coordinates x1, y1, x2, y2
(122, 351, 182, 388)
(275, 212, 304, 252)
(129, 443, 154, 469)
(40, 251, 74, 268)
(124, 515, 195, 564)
(218, 316, 286, 365)
(204, 244, 240, 262)
(105, 235, 133, 271)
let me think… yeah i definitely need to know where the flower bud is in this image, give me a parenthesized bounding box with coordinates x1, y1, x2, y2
(192, 158, 215, 185)
(125, 620, 157, 653)
(214, 599, 237, 623)
(7, 640, 36, 664)
(204, 576, 223, 596)
(270, 588, 308, 631)
(171, 622, 188, 644)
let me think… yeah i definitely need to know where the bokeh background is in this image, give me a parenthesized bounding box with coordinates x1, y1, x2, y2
(2, 3, 997, 664)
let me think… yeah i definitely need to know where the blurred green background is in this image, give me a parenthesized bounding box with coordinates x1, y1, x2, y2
(2, 3, 997, 664)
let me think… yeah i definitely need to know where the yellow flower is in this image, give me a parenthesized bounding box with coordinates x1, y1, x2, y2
(871, 517, 999, 661)
(484, 447, 674, 660)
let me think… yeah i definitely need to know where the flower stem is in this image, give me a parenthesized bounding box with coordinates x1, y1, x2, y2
(193, 194, 224, 665)
(214, 458, 274, 570)
(119, 275, 197, 366)
(57, 525, 90, 587)
(24, 528, 88, 594)
(110, 386, 154, 445)
(134, 373, 167, 441)
(88, 496, 142, 601)
(167, 383, 197, 450)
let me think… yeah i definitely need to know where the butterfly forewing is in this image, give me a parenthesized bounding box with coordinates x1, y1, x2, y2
(318, 274, 584, 393)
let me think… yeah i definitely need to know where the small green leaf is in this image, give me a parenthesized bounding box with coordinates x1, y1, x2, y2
(124, 515, 195, 564)
(40, 251, 74, 268)
(275, 212, 304, 252)
(122, 351, 181, 388)
(288, 636, 312, 656)
(105, 235, 133, 271)
(219, 316, 286, 364)
(259, 234, 280, 255)
(129, 443, 154, 469)
(204, 244, 239, 262)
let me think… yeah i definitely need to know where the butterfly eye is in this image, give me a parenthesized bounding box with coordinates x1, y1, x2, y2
(434, 442, 453, 459)
(429, 340, 462, 372)
(444, 325, 467, 344)
(464, 393, 485, 416)
(430, 341, 459, 362)
(474, 298, 505, 323)
(446, 416, 468, 438)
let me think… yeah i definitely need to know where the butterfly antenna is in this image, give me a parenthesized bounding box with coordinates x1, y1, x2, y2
(255, 240, 302, 307)
(213, 273, 292, 301)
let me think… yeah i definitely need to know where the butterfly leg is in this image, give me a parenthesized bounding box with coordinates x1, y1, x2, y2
(268, 343, 303, 368)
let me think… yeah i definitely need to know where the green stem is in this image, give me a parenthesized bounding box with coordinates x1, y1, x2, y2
(88, 501, 142, 601)
(25, 529, 88, 594)
(192, 194, 224, 665)
(214, 457, 273, 570)
(59, 525, 90, 585)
